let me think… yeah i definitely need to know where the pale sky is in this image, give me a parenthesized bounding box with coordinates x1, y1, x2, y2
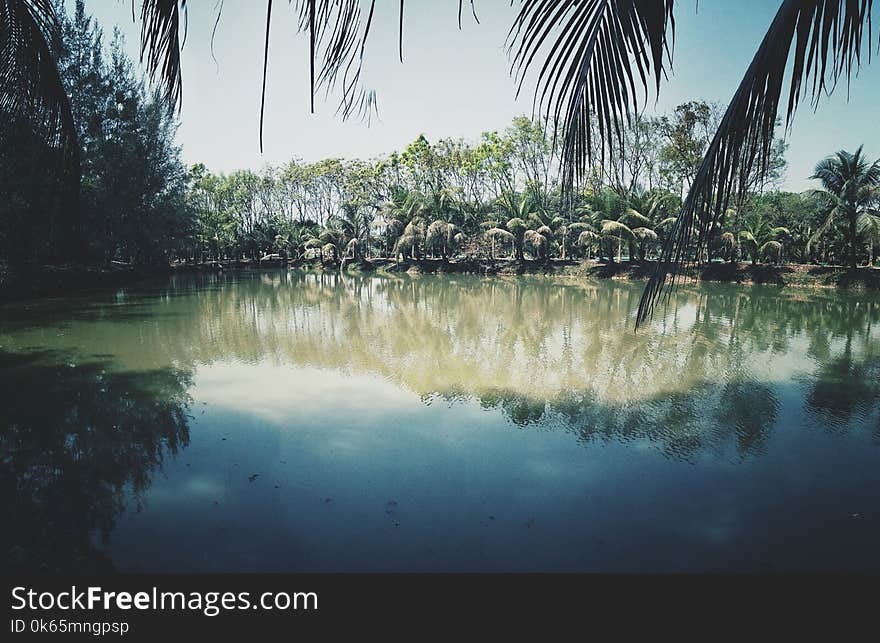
(87, 0, 880, 192)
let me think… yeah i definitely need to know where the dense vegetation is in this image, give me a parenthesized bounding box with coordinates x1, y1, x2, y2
(2, 2, 880, 285)
(0, 1, 188, 274)
(182, 107, 879, 271)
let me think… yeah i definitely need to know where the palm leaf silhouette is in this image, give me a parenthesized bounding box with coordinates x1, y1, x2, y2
(507, 0, 674, 189)
(1, 0, 78, 196)
(636, 0, 876, 326)
(139, 0, 184, 109)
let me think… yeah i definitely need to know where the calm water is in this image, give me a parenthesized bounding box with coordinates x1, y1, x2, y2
(2, 270, 880, 572)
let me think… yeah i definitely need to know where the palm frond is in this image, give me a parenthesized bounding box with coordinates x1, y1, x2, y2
(485, 227, 515, 242)
(637, 0, 876, 326)
(293, 0, 379, 123)
(577, 230, 600, 245)
(601, 218, 634, 239)
(622, 207, 651, 226)
(807, 204, 839, 252)
(738, 230, 757, 245)
(508, 0, 675, 189)
(139, 0, 185, 109)
(0, 0, 79, 214)
(294, 0, 487, 126)
(632, 226, 657, 241)
(566, 221, 594, 234)
(858, 211, 880, 237)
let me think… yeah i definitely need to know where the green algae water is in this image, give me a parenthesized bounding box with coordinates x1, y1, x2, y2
(2, 270, 879, 571)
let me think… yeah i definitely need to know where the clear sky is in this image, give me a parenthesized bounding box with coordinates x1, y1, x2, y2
(88, 0, 880, 192)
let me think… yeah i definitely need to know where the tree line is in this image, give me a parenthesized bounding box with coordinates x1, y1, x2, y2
(184, 106, 879, 270)
(3, 3, 879, 279)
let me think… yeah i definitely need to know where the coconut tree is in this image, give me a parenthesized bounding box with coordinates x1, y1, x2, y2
(5, 1, 879, 323)
(379, 191, 426, 258)
(330, 202, 370, 256)
(393, 218, 426, 261)
(524, 228, 549, 261)
(485, 227, 515, 261)
(425, 219, 460, 260)
(858, 212, 880, 266)
(600, 211, 658, 263)
(738, 211, 790, 265)
(320, 242, 338, 264)
(506, 217, 527, 261)
(343, 237, 360, 261)
(559, 221, 595, 260)
(808, 147, 880, 268)
(719, 231, 738, 263)
(577, 230, 602, 261)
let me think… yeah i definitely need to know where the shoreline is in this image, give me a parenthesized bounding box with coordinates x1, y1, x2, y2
(3, 258, 879, 303)
(325, 258, 880, 291)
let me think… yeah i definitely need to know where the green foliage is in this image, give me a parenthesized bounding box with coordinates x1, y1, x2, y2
(2, 4, 867, 279)
(808, 146, 880, 268)
(0, 1, 187, 269)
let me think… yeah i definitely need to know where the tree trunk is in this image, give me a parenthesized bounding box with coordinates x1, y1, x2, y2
(850, 213, 858, 268)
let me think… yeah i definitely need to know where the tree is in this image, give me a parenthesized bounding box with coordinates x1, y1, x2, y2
(1, 1, 187, 270)
(506, 217, 527, 262)
(6, 2, 874, 305)
(737, 211, 790, 265)
(808, 147, 880, 268)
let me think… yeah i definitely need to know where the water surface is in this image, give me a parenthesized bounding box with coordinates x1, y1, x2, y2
(2, 270, 879, 571)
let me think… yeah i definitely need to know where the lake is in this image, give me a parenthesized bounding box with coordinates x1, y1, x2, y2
(2, 269, 879, 572)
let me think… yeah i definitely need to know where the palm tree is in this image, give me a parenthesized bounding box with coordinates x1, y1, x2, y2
(859, 212, 880, 267)
(601, 211, 659, 264)
(393, 219, 425, 261)
(719, 231, 737, 263)
(506, 217, 527, 262)
(5, 1, 877, 323)
(524, 228, 549, 261)
(485, 227, 515, 261)
(737, 211, 790, 265)
(808, 147, 880, 268)
(425, 219, 460, 260)
(379, 191, 426, 258)
(576, 229, 602, 260)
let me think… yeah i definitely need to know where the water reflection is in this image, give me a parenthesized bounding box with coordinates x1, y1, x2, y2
(2, 271, 880, 571)
(4, 272, 880, 453)
(0, 350, 191, 571)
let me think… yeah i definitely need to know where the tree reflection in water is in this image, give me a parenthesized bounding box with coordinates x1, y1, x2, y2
(3, 270, 880, 571)
(0, 350, 191, 572)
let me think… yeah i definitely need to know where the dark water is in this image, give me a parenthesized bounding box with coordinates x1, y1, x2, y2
(2, 270, 879, 572)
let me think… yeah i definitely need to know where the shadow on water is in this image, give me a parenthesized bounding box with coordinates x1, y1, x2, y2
(0, 349, 192, 572)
